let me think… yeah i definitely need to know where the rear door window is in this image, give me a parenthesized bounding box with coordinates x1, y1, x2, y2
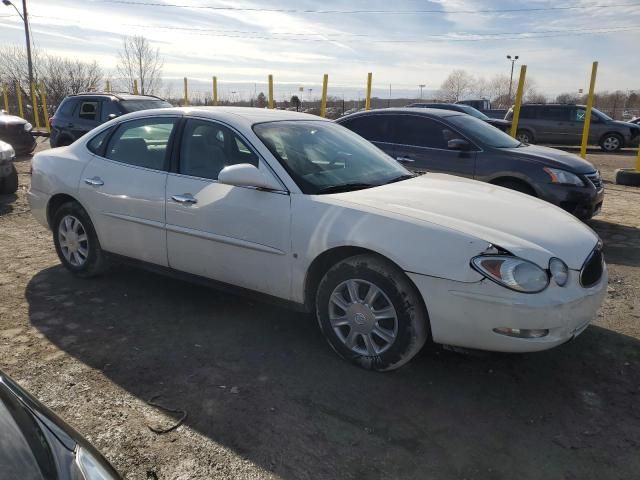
(539, 106, 570, 121)
(393, 115, 451, 149)
(340, 115, 394, 143)
(105, 117, 178, 170)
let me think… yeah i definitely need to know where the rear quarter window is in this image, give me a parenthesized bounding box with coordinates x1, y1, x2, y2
(56, 98, 77, 117)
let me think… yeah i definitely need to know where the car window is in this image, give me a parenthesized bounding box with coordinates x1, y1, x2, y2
(179, 119, 258, 180)
(393, 115, 454, 149)
(120, 99, 172, 113)
(339, 115, 394, 143)
(57, 98, 77, 117)
(78, 101, 99, 121)
(105, 117, 177, 170)
(447, 115, 521, 149)
(254, 120, 409, 194)
(518, 106, 537, 119)
(101, 100, 121, 122)
(539, 106, 569, 121)
(571, 108, 600, 123)
(87, 127, 113, 155)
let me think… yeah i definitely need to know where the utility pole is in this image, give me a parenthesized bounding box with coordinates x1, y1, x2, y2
(3, 0, 34, 119)
(507, 54, 519, 102)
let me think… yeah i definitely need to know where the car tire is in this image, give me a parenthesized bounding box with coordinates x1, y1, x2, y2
(316, 254, 429, 371)
(52, 201, 107, 277)
(615, 168, 640, 186)
(492, 178, 537, 197)
(0, 163, 19, 194)
(516, 129, 533, 144)
(600, 133, 623, 152)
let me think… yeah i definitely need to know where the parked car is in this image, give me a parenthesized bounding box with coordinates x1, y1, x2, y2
(0, 110, 36, 155)
(505, 104, 640, 152)
(408, 102, 511, 132)
(0, 140, 18, 194)
(337, 108, 604, 220)
(0, 370, 120, 479)
(49, 92, 172, 148)
(629, 117, 640, 126)
(29, 107, 607, 371)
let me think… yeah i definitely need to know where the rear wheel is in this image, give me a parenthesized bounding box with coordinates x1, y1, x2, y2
(316, 254, 429, 371)
(52, 201, 107, 277)
(600, 133, 623, 152)
(516, 129, 533, 144)
(0, 164, 18, 194)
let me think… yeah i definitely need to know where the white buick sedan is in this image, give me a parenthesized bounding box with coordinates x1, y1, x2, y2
(29, 107, 607, 371)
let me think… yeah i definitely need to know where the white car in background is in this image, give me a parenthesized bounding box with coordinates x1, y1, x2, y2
(28, 108, 607, 371)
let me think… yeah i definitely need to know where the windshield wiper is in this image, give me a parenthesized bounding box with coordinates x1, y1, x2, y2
(315, 183, 375, 194)
(384, 173, 415, 185)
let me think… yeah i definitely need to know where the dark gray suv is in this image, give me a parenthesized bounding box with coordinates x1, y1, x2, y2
(50, 93, 171, 147)
(506, 103, 640, 152)
(337, 108, 604, 220)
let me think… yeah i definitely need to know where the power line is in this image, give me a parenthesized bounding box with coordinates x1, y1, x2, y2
(98, 0, 640, 15)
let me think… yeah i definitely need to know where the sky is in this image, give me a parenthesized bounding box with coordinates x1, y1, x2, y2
(1, 0, 639, 101)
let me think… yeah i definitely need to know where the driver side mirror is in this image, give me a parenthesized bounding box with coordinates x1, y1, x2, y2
(447, 138, 471, 151)
(218, 163, 282, 191)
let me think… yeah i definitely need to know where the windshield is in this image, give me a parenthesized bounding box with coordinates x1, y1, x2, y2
(253, 121, 410, 194)
(447, 114, 521, 148)
(456, 104, 489, 120)
(591, 107, 612, 121)
(120, 99, 172, 113)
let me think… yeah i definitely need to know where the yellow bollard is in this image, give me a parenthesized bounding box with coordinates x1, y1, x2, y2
(183, 77, 189, 106)
(268, 74, 274, 109)
(16, 81, 24, 119)
(133, 79, 139, 95)
(365, 72, 372, 111)
(105, 80, 111, 93)
(30, 81, 41, 130)
(580, 61, 598, 160)
(2, 84, 8, 113)
(636, 144, 640, 172)
(509, 65, 527, 139)
(213, 76, 218, 106)
(320, 74, 329, 118)
(39, 81, 50, 133)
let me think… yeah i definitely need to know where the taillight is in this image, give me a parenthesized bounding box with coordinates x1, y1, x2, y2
(48, 116, 53, 127)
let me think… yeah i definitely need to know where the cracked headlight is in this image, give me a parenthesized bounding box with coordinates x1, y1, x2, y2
(471, 255, 549, 293)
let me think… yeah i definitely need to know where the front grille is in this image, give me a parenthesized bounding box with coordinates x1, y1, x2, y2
(585, 171, 603, 190)
(580, 245, 604, 288)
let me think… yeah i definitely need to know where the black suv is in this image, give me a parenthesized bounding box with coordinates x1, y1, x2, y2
(506, 103, 640, 152)
(49, 93, 172, 147)
(337, 108, 604, 220)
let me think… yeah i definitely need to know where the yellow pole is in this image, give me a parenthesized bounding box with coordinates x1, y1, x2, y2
(213, 76, 218, 106)
(105, 80, 111, 93)
(183, 77, 188, 106)
(133, 79, 139, 95)
(320, 74, 329, 118)
(509, 65, 527, 138)
(16, 81, 24, 119)
(580, 61, 598, 160)
(636, 143, 640, 172)
(365, 72, 372, 111)
(268, 74, 274, 109)
(39, 81, 50, 133)
(30, 81, 41, 130)
(2, 84, 8, 113)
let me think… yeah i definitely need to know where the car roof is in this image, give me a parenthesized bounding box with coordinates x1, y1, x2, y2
(106, 106, 331, 125)
(338, 107, 465, 121)
(67, 92, 167, 101)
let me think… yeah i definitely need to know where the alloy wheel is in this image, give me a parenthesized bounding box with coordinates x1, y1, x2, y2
(603, 136, 620, 151)
(58, 215, 89, 267)
(328, 279, 398, 356)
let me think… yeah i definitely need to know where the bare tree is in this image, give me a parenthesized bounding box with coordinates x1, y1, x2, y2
(438, 69, 474, 102)
(42, 56, 102, 107)
(116, 35, 163, 95)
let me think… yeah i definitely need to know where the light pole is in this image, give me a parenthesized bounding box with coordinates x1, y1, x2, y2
(419, 84, 426, 99)
(506, 55, 519, 102)
(3, 0, 34, 116)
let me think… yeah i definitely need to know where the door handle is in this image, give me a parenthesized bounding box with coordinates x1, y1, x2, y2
(84, 177, 104, 186)
(171, 194, 197, 204)
(396, 156, 414, 163)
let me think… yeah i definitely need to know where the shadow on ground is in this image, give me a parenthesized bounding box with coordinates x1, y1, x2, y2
(589, 219, 640, 267)
(27, 264, 640, 479)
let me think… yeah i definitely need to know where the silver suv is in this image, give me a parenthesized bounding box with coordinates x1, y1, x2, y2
(506, 104, 640, 152)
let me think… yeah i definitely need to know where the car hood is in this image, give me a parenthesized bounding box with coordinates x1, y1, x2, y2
(500, 144, 596, 174)
(0, 114, 27, 126)
(328, 174, 598, 269)
(485, 118, 511, 127)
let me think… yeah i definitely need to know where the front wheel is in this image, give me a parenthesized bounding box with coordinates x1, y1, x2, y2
(516, 130, 533, 144)
(0, 163, 18, 194)
(52, 201, 107, 277)
(600, 133, 623, 152)
(316, 254, 429, 371)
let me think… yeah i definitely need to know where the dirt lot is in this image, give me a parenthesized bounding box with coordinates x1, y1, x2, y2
(1, 140, 640, 479)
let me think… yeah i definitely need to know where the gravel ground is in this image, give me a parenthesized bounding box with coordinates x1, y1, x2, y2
(1, 140, 639, 480)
